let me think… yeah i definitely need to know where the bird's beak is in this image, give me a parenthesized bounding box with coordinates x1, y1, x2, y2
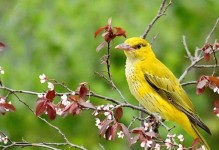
(115, 43, 134, 51)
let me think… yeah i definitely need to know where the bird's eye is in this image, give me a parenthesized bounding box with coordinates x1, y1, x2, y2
(136, 44, 142, 49)
(134, 43, 146, 49)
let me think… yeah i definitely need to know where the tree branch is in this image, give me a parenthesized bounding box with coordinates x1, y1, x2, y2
(141, 0, 172, 39)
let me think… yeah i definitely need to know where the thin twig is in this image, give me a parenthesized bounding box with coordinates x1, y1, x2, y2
(7, 92, 87, 150)
(194, 64, 219, 68)
(97, 41, 128, 103)
(181, 81, 197, 86)
(205, 17, 219, 44)
(179, 18, 219, 82)
(182, 35, 193, 61)
(211, 49, 218, 76)
(141, 0, 172, 39)
(106, 42, 112, 80)
(179, 58, 203, 82)
(1, 142, 62, 150)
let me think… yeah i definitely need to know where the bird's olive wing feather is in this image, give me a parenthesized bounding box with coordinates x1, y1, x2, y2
(143, 62, 211, 134)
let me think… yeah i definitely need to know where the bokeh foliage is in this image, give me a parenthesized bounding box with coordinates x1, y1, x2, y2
(0, 0, 218, 149)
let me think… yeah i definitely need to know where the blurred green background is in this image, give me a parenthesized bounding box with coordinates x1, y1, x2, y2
(0, 0, 218, 149)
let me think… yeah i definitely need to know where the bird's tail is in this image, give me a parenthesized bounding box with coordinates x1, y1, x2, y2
(191, 123, 210, 150)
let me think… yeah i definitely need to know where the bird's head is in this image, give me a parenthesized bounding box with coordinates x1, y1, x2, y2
(115, 37, 155, 61)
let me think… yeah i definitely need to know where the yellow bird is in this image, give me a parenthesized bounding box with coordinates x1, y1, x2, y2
(115, 37, 211, 149)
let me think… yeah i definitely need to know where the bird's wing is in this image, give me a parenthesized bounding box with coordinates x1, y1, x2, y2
(142, 60, 211, 134)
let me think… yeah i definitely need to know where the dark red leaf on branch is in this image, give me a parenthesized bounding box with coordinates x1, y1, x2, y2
(46, 90, 55, 101)
(79, 101, 95, 109)
(196, 76, 209, 95)
(99, 119, 113, 136)
(46, 102, 56, 120)
(0, 100, 16, 115)
(105, 126, 112, 140)
(94, 27, 106, 38)
(36, 99, 47, 116)
(115, 107, 123, 121)
(114, 27, 126, 38)
(94, 17, 126, 51)
(208, 76, 219, 87)
(202, 44, 212, 62)
(3, 103, 16, 112)
(69, 94, 77, 101)
(204, 53, 210, 62)
(131, 127, 144, 134)
(118, 123, 131, 145)
(79, 83, 88, 100)
(62, 102, 80, 116)
(111, 123, 118, 140)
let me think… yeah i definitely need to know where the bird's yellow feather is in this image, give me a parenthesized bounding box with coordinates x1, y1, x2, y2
(115, 37, 211, 149)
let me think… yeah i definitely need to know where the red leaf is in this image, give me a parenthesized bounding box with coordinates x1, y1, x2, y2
(114, 27, 126, 38)
(62, 102, 81, 116)
(46, 90, 55, 101)
(131, 127, 144, 134)
(105, 126, 112, 140)
(69, 94, 78, 101)
(79, 83, 88, 100)
(192, 138, 200, 148)
(196, 76, 209, 95)
(99, 119, 113, 136)
(115, 107, 123, 121)
(111, 123, 118, 140)
(79, 101, 95, 109)
(69, 103, 80, 115)
(119, 123, 131, 145)
(94, 27, 105, 38)
(202, 44, 212, 62)
(46, 102, 56, 120)
(204, 53, 210, 62)
(208, 76, 219, 87)
(3, 103, 16, 112)
(36, 99, 47, 116)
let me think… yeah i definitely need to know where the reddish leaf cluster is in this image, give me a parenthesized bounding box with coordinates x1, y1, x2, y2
(35, 83, 94, 120)
(36, 90, 56, 120)
(196, 75, 219, 95)
(130, 116, 158, 146)
(61, 83, 95, 117)
(0, 97, 15, 115)
(97, 107, 130, 143)
(213, 100, 219, 117)
(202, 43, 219, 62)
(131, 127, 156, 146)
(94, 18, 126, 51)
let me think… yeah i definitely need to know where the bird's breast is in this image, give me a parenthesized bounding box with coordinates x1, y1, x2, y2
(125, 59, 177, 118)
